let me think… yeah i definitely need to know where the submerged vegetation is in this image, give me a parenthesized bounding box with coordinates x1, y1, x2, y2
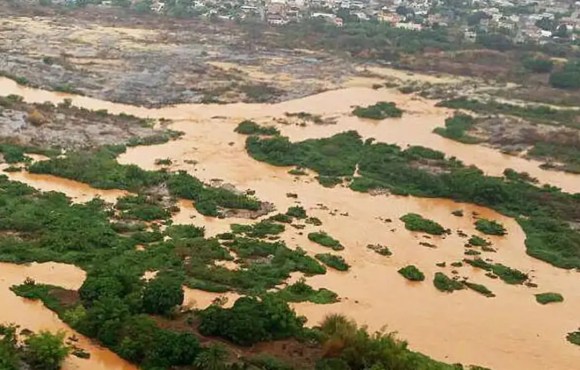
(433, 114, 480, 144)
(245, 130, 580, 269)
(475, 219, 507, 236)
(535, 292, 564, 305)
(27, 146, 261, 217)
(464, 258, 528, 284)
(433, 272, 465, 293)
(352, 101, 403, 120)
(308, 231, 344, 250)
(315, 253, 350, 271)
(400, 213, 446, 235)
(235, 120, 280, 136)
(398, 265, 425, 281)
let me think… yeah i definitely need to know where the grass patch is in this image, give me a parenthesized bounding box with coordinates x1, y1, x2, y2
(464, 258, 528, 284)
(475, 219, 507, 236)
(400, 213, 446, 235)
(367, 244, 392, 256)
(286, 206, 307, 219)
(464, 281, 495, 297)
(315, 253, 350, 271)
(433, 114, 481, 144)
(235, 120, 280, 136)
(535, 292, 564, 304)
(308, 232, 344, 250)
(567, 330, 580, 346)
(352, 102, 403, 120)
(468, 235, 491, 247)
(398, 265, 425, 281)
(274, 279, 338, 304)
(433, 272, 464, 292)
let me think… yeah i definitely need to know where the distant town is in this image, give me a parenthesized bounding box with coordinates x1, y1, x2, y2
(35, 0, 580, 46)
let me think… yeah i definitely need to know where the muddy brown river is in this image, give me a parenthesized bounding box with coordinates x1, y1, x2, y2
(0, 77, 579, 370)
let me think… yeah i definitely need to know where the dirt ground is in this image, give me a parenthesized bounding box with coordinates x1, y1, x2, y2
(0, 3, 358, 107)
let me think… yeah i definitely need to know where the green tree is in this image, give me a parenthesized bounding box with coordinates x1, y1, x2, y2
(0, 324, 20, 370)
(24, 331, 70, 370)
(194, 344, 229, 370)
(142, 273, 184, 315)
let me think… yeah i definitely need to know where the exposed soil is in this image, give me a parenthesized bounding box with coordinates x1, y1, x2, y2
(0, 3, 356, 107)
(0, 96, 168, 149)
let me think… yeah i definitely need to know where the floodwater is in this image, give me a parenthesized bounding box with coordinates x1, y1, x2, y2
(1, 77, 579, 369)
(0, 262, 136, 370)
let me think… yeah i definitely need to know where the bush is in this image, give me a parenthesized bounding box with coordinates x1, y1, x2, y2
(522, 57, 554, 73)
(464, 281, 495, 297)
(433, 113, 480, 144)
(549, 61, 580, 89)
(308, 231, 344, 250)
(286, 205, 307, 219)
(24, 331, 70, 370)
(535, 292, 564, 304)
(142, 273, 184, 315)
(475, 219, 507, 236)
(433, 272, 464, 292)
(397, 265, 425, 281)
(400, 213, 445, 235)
(235, 120, 280, 135)
(468, 235, 491, 247)
(352, 102, 403, 120)
(315, 253, 350, 271)
(198, 296, 304, 346)
(567, 330, 580, 346)
(275, 279, 338, 304)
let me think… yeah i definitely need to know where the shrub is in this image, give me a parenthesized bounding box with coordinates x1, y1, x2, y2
(275, 279, 338, 304)
(398, 265, 425, 281)
(567, 330, 580, 346)
(535, 292, 564, 304)
(24, 331, 70, 370)
(464, 281, 495, 297)
(549, 61, 580, 89)
(468, 235, 491, 247)
(198, 296, 304, 346)
(433, 113, 480, 144)
(308, 231, 344, 250)
(433, 272, 464, 292)
(235, 120, 280, 135)
(522, 57, 554, 73)
(286, 205, 307, 219)
(142, 273, 184, 315)
(475, 219, 507, 236)
(400, 213, 445, 235)
(352, 102, 403, 120)
(315, 253, 350, 271)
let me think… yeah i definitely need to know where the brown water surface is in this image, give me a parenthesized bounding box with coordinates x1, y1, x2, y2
(1, 77, 579, 370)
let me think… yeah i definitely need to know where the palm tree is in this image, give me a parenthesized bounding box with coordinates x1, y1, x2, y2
(194, 343, 229, 370)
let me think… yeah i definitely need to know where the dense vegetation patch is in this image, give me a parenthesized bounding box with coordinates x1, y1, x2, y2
(433, 114, 480, 144)
(475, 219, 507, 236)
(235, 120, 280, 136)
(433, 272, 464, 292)
(286, 205, 307, 219)
(468, 235, 491, 247)
(567, 330, 580, 346)
(0, 324, 70, 370)
(535, 292, 564, 305)
(308, 231, 344, 250)
(400, 213, 446, 235)
(438, 98, 580, 129)
(464, 281, 495, 298)
(352, 102, 403, 120)
(28, 146, 261, 217)
(274, 279, 338, 304)
(464, 258, 528, 284)
(315, 253, 350, 271)
(398, 265, 425, 281)
(549, 61, 580, 90)
(245, 130, 580, 269)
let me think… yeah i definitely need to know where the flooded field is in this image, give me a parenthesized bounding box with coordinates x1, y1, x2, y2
(0, 262, 136, 370)
(0, 76, 579, 370)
